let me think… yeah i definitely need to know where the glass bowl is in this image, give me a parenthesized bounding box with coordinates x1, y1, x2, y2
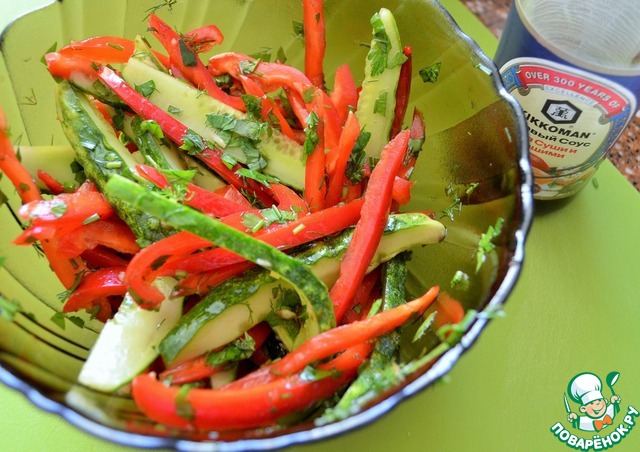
(0, 0, 533, 449)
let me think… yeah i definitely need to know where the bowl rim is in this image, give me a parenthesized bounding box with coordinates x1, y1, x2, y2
(0, 0, 534, 450)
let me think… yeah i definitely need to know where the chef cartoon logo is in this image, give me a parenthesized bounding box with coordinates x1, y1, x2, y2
(550, 371, 639, 450)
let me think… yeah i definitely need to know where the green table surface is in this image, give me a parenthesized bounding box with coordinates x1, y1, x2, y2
(2, 1, 640, 451)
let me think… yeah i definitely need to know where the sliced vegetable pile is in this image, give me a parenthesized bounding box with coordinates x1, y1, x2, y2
(0, 1, 472, 432)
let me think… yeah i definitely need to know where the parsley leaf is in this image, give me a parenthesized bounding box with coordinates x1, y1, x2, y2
(303, 111, 320, 157)
(139, 119, 164, 140)
(179, 129, 208, 155)
(374, 91, 388, 116)
(205, 333, 256, 366)
(242, 94, 263, 121)
(135, 80, 157, 98)
(368, 12, 391, 76)
(0, 296, 24, 322)
(450, 270, 470, 290)
(239, 59, 260, 75)
(178, 39, 198, 67)
(168, 105, 182, 115)
(419, 62, 442, 83)
(292, 20, 304, 39)
(235, 168, 279, 187)
(345, 129, 371, 184)
(475, 217, 504, 272)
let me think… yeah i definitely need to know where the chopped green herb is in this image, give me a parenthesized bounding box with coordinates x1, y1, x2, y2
(68, 315, 85, 328)
(179, 129, 207, 155)
(450, 270, 470, 290)
(50, 200, 67, 218)
(292, 20, 305, 39)
(139, 119, 164, 140)
(302, 87, 316, 104)
(175, 385, 196, 421)
(239, 59, 260, 75)
(303, 111, 320, 157)
(241, 212, 266, 232)
(242, 94, 263, 121)
(235, 168, 279, 187)
(220, 152, 238, 169)
(419, 62, 441, 83)
(51, 312, 67, 330)
(412, 311, 437, 343)
(249, 47, 272, 62)
(276, 46, 287, 63)
(168, 105, 182, 115)
(373, 91, 388, 116)
(345, 129, 371, 184)
(475, 217, 504, 272)
(300, 365, 336, 382)
(135, 80, 157, 98)
(368, 12, 390, 76)
(144, 0, 177, 20)
(206, 333, 256, 366)
(0, 296, 24, 322)
(107, 42, 125, 51)
(178, 39, 198, 67)
(82, 213, 101, 225)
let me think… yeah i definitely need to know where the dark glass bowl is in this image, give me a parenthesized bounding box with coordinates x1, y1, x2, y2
(0, 0, 533, 449)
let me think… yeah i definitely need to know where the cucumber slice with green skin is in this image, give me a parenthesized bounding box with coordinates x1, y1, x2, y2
(319, 252, 411, 423)
(355, 8, 406, 159)
(78, 277, 183, 392)
(56, 81, 173, 246)
(104, 175, 341, 363)
(121, 57, 306, 190)
(159, 212, 446, 365)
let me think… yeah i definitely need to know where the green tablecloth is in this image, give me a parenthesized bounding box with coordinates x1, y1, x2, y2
(1, 1, 639, 451)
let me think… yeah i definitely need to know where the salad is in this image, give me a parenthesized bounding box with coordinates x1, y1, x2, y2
(0, 0, 470, 432)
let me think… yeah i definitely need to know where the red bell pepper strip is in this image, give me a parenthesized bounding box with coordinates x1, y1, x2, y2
(0, 110, 41, 204)
(239, 76, 297, 142)
(176, 260, 256, 296)
(45, 52, 99, 83)
(271, 285, 439, 377)
(183, 25, 224, 54)
(81, 246, 131, 268)
(397, 108, 425, 180)
(329, 64, 358, 125)
(136, 164, 253, 217)
(391, 176, 415, 207)
(304, 108, 326, 212)
(131, 342, 370, 430)
(215, 185, 254, 210)
(270, 182, 308, 214)
(159, 323, 271, 385)
(58, 36, 170, 67)
(159, 197, 364, 276)
(56, 217, 140, 259)
(329, 130, 411, 323)
(341, 268, 381, 325)
(390, 46, 413, 139)
(433, 292, 465, 332)
(324, 111, 360, 207)
(36, 169, 64, 195)
(14, 184, 115, 245)
(303, 0, 326, 89)
(124, 231, 211, 307)
(95, 66, 275, 207)
(1, 109, 82, 288)
(147, 14, 245, 111)
(63, 266, 127, 321)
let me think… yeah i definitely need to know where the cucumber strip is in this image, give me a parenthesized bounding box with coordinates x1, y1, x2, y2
(103, 174, 337, 356)
(78, 277, 183, 392)
(132, 35, 169, 73)
(56, 81, 172, 246)
(159, 213, 446, 365)
(355, 8, 406, 159)
(16, 145, 81, 190)
(121, 57, 306, 190)
(318, 252, 411, 423)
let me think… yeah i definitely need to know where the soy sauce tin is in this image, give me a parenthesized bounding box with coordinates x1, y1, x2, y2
(494, 0, 640, 199)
